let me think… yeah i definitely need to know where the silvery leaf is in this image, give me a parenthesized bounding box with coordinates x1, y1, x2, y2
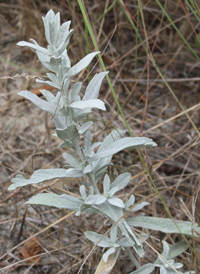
(8, 168, 83, 190)
(108, 197, 125, 208)
(91, 130, 125, 180)
(117, 237, 133, 247)
(18, 90, 56, 114)
(78, 121, 93, 135)
(60, 50, 71, 71)
(103, 174, 110, 194)
(107, 187, 119, 197)
(125, 195, 135, 209)
(50, 56, 62, 72)
(46, 72, 59, 85)
(57, 30, 73, 55)
(123, 221, 141, 247)
(63, 78, 70, 96)
(127, 216, 200, 237)
(17, 41, 50, 55)
(76, 108, 92, 122)
(85, 195, 106, 205)
(84, 130, 92, 151)
(93, 163, 113, 183)
(83, 165, 92, 174)
(66, 52, 100, 78)
(83, 149, 94, 158)
(110, 173, 131, 192)
(103, 247, 117, 263)
(69, 82, 82, 102)
(84, 231, 112, 248)
(40, 89, 56, 103)
(56, 125, 78, 141)
(47, 44, 54, 55)
(168, 241, 188, 261)
(63, 153, 80, 169)
(100, 202, 144, 256)
(91, 137, 157, 161)
(77, 202, 98, 216)
(171, 262, 183, 269)
(159, 266, 167, 274)
(45, 9, 55, 20)
(36, 78, 61, 90)
(90, 142, 102, 151)
(80, 185, 87, 199)
(162, 241, 170, 260)
(65, 168, 84, 177)
(42, 10, 56, 44)
(97, 129, 125, 153)
(131, 202, 150, 212)
(54, 11, 60, 34)
(36, 51, 52, 71)
(42, 17, 50, 45)
(110, 226, 117, 243)
(58, 141, 74, 149)
(70, 99, 106, 111)
(57, 21, 71, 47)
(129, 264, 155, 274)
(83, 71, 109, 100)
(26, 193, 81, 210)
(53, 113, 69, 130)
(49, 21, 57, 45)
(154, 241, 188, 265)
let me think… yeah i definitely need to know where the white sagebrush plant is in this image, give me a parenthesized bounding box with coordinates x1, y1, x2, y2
(9, 10, 198, 273)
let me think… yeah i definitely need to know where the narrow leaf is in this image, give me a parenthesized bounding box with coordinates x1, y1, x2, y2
(132, 202, 150, 212)
(127, 216, 200, 237)
(83, 165, 92, 174)
(8, 168, 83, 190)
(84, 130, 92, 151)
(56, 125, 78, 141)
(69, 82, 82, 102)
(40, 89, 56, 103)
(26, 193, 81, 210)
(83, 71, 109, 100)
(108, 197, 125, 208)
(103, 174, 110, 194)
(110, 173, 131, 192)
(85, 195, 106, 205)
(84, 231, 112, 248)
(129, 264, 155, 274)
(17, 41, 50, 55)
(18, 90, 56, 114)
(70, 99, 106, 111)
(66, 52, 100, 77)
(91, 137, 157, 160)
(63, 153, 80, 168)
(78, 121, 93, 134)
(154, 241, 188, 264)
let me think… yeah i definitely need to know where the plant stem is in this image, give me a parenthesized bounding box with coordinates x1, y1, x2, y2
(124, 247, 141, 269)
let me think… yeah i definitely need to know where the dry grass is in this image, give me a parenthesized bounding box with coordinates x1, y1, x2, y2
(0, 0, 200, 273)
